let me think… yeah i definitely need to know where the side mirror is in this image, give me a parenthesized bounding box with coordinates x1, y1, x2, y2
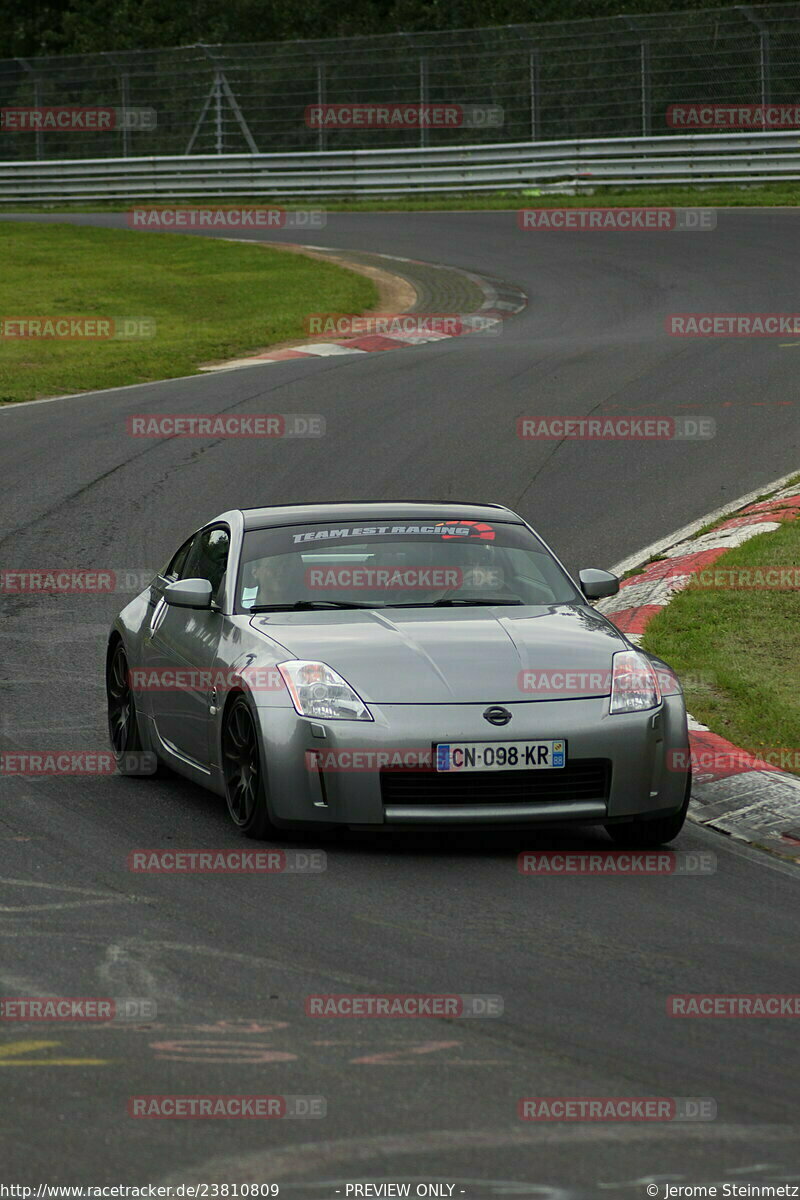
(164, 578, 214, 609)
(579, 568, 620, 600)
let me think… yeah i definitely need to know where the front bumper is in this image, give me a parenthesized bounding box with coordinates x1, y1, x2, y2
(254, 695, 689, 829)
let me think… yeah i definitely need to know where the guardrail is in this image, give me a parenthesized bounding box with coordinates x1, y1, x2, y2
(1, 131, 799, 201)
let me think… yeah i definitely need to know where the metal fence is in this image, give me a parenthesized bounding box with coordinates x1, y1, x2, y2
(2, 4, 800, 161)
(1, 132, 798, 202)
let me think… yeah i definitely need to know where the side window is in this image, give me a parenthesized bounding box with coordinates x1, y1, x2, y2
(163, 537, 194, 581)
(182, 527, 230, 598)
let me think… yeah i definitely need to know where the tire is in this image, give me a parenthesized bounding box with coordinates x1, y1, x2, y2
(106, 640, 152, 776)
(221, 695, 275, 839)
(605, 769, 692, 848)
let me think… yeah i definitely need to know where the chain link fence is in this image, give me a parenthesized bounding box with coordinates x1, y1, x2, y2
(1, 3, 800, 161)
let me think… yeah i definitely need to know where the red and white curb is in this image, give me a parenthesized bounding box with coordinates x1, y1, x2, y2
(596, 476, 800, 857)
(200, 250, 527, 372)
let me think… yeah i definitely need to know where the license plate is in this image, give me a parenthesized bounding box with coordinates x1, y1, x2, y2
(435, 740, 565, 772)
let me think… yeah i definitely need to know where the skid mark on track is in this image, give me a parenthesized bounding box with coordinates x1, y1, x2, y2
(150, 1037, 297, 1064)
(157, 1126, 800, 1187)
(352, 1040, 462, 1064)
(0, 876, 141, 914)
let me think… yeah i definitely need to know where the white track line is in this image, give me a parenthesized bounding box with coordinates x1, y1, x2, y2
(609, 468, 800, 576)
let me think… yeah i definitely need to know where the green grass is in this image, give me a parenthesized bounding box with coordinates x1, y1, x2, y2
(9, 182, 800, 213)
(642, 517, 800, 773)
(0, 223, 378, 403)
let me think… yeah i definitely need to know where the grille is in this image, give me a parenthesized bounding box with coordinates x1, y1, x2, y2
(380, 758, 610, 806)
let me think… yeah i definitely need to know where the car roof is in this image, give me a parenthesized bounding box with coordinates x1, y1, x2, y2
(239, 502, 523, 531)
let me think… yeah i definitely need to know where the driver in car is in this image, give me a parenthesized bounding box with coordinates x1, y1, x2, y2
(241, 555, 303, 608)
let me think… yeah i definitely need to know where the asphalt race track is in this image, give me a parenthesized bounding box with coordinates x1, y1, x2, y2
(1, 210, 799, 1195)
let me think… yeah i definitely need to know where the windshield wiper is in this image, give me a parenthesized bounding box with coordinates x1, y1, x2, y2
(248, 599, 379, 612)
(389, 597, 525, 608)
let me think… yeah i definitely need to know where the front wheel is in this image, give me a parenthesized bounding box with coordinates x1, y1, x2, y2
(605, 769, 692, 848)
(106, 640, 149, 775)
(222, 696, 274, 839)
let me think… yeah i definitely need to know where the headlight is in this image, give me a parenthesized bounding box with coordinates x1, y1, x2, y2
(277, 660, 373, 721)
(609, 649, 662, 714)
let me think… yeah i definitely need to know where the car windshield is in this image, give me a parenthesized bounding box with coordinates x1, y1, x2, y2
(236, 517, 582, 611)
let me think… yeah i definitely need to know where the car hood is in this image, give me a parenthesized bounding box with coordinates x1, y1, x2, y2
(250, 604, 628, 703)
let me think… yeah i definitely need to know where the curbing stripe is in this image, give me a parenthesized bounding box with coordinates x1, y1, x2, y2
(597, 477, 800, 860)
(657, 522, 782, 558)
(200, 248, 527, 373)
(607, 468, 800, 577)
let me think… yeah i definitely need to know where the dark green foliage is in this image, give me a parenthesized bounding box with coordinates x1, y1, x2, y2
(0, 0, 774, 57)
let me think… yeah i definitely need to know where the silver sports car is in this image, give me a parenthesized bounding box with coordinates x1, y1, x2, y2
(106, 502, 691, 845)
